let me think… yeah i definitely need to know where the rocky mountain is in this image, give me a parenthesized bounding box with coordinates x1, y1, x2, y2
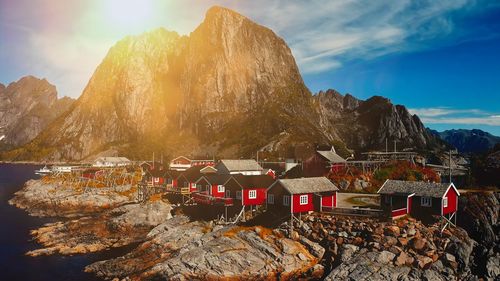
(5, 6, 326, 161)
(437, 129, 500, 154)
(314, 89, 447, 152)
(0, 76, 74, 148)
(3, 6, 444, 161)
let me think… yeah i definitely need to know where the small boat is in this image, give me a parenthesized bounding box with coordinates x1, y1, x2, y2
(35, 166, 52, 176)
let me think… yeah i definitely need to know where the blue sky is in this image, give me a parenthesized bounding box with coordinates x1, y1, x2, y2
(1, 0, 499, 135)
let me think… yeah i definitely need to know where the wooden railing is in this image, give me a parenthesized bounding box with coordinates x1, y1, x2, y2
(191, 192, 234, 206)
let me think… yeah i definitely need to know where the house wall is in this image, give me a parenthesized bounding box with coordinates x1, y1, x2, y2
(410, 196, 441, 218)
(380, 195, 407, 211)
(292, 193, 314, 213)
(243, 188, 266, 206)
(266, 182, 290, 212)
(321, 193, 336, 208)
(211, 184, 225, 198)
(442, 188, 458, 215)
(303, 153, 329, 177)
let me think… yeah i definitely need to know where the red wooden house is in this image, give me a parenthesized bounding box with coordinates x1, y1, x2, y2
(175, 166, 206, 193)
(377, 180, 460, 222)
(223, 174, 275, 207)
(266, 177, 339, 214)
(303, 147, 346, 177)
(192, 174, 233, 206)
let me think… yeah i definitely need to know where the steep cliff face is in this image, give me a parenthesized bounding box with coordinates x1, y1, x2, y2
(0, 76, 74, 147)
(315, 89, 445, 152)
(12, 6, 324, 161)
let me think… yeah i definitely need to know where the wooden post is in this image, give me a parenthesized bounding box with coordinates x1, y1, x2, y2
(290, 214, 293, 238)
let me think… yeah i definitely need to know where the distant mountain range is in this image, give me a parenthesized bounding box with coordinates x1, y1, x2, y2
(0, 76, 74, 149)
(1, 6, 447, 161)
(431, 129, 500, 154)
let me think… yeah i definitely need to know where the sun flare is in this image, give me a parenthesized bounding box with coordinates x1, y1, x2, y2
(102, 0, 159, 30)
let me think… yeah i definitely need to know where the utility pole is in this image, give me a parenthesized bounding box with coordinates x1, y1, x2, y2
(385, 138, 388, 153)
(449, 150, 452, 183)
(393, 140, 397, 153)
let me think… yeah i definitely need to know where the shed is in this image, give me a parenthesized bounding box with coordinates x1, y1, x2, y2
(377, 180, 460, 221)
(267, 177, 339, 214)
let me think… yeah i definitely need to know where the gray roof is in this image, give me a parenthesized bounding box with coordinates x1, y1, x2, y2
(277, 177, 338, 194)
(377, 180, 453, 198)
(218, 159, 263, 172)
(317, 150, 346, 163)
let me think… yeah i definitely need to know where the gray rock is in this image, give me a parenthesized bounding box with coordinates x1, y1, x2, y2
(377, 251, 396, 264)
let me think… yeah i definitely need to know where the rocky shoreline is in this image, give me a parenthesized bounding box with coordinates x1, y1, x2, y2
(9, 179, 500, 280)
(10, 179, 325, 280)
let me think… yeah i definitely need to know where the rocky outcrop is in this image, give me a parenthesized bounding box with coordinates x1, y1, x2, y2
(314, 90, 447, 152)
(9, 179, 134, 217)
(27, 200, 172, 256)
(0, 76, 74, 147)
(86, 216, 324, 280)
(285, 213, 478, 280)
(458, 192, 500, 279)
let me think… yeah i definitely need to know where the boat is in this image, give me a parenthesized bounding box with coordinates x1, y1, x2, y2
(35, 166, 52, 176)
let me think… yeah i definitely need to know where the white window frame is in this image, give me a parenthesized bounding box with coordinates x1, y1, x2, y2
(225, 190, 231, 198)
(217, 185, 225, 193)
(236, 191, 242, 200)
(283, 195, 290, 206)
(443, 197, 448, 208)
(268, 194, 274, 204)
(299, 195, 308, 205)
(421, 197, 432, 207)
(248, 190, 257, 199)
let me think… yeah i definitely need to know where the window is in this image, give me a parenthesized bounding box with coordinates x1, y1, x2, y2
(192, 183, 196, 189)
(421, 197, 432, 207)
(443, 197, 448, 208)
(300, 195, 308, 205)
(217, 185, 225, 193)
(225, 190, 231, 198)
(236, 191, 242, 200)
(268, 194, 274, 204)
(248, 190, 257, 199)
(283, 195, 290, 206)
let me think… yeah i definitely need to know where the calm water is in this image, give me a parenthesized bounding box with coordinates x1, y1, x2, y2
(0, 164, 133, 281)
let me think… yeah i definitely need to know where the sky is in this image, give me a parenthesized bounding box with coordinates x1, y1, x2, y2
(1, 0, 499, 135)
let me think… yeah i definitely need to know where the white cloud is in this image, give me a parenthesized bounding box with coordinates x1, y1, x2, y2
(410, 107, 500, 126)
(409, 107, 484, 117)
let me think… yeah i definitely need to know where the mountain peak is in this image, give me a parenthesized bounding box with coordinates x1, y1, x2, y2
(205, 6, 245, 20)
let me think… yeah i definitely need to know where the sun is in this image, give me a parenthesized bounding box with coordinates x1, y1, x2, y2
(103, 0, 157, 30)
